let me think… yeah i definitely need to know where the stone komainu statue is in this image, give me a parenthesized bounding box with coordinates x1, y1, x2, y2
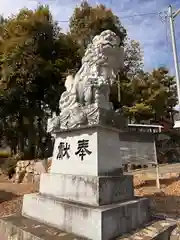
(47, 30, 125, 132)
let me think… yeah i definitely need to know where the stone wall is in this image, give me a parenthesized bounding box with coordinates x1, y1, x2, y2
(14, 160, 48, 183)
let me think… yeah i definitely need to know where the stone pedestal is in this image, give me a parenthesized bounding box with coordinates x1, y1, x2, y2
(22, 125, 151, 240)
(39, 173, 134, 205)
(50, 125, 123, 176)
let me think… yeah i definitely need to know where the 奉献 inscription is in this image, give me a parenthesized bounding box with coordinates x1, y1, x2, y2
(75, 139, 92, 161)
(57, 142, 70, 159)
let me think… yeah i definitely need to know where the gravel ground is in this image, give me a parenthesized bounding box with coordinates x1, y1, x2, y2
(0, 174, 38, 217)
(0, 171, 180, 239)
(0, 172, 180, 218)
(134, 175, 180, 217)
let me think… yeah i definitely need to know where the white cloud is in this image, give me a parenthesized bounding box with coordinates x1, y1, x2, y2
(1, 0, 180, 73)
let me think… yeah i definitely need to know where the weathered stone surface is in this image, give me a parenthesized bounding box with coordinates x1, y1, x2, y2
(22, 193, 150, 240)
(0, 215, 87, 240)
(118, 220, 177, 240)
(23, 172, 34, 183)
(34, 161, 47, 174)
(50, 125, 123, 176)
(14, 160, 47, 183)
(22, 125, 154, 239)
(171, 222, 180, 240)
(0, 215, 176, 240)
(39, 173, 134, 205)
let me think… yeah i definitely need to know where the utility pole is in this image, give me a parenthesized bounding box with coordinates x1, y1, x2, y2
(168, 5, 180, 128)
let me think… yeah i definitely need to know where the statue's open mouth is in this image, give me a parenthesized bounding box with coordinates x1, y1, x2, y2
(100, 42, 118, 49)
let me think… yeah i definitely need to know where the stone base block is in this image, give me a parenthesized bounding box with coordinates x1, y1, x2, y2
(50, 125, 124, 176)
(0, 215, 86, 240)
(22, 193, 151, 240)
(119, 219, 177, 240)
(0, 215, 176, 240)
(39, 173, 134, 205)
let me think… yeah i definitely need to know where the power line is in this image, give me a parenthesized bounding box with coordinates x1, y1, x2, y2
(119, 12, 167, 19)
(157, 12, 170, 52)
(56, 11, 167, 23)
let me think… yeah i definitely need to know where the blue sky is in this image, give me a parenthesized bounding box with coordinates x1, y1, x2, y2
(1, 0, 180, 74)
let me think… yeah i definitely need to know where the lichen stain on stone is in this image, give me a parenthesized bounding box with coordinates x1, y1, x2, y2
(63, 203, 89, 220)
(76, 176, 97, 190)
(99, 175, 134, 205)
(71, 175, 98, 194)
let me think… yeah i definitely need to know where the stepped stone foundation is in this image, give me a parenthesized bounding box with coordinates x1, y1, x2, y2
(21, 125, 152, 240)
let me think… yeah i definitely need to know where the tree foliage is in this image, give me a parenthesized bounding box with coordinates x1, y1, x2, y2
(124, 38, 144, 77)
(69, 0, 126, 54)
(0, 2, 177, 161)
(124, 67, 177, 123)
(0, 5, 79, 158)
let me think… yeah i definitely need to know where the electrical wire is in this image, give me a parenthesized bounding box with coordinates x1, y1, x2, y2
(56, 11, 167, 23)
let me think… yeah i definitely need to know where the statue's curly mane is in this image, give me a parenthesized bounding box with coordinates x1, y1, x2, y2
(81, 30, 120, 69)
(47, 30, 124, 132)
(70, 30, 123, 105)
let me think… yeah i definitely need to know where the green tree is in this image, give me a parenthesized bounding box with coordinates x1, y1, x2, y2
(124, 38, 144, 77)
(124, 67, 177, 123)
(69, 0, 126, 55)
(0, 6, 79, 158)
